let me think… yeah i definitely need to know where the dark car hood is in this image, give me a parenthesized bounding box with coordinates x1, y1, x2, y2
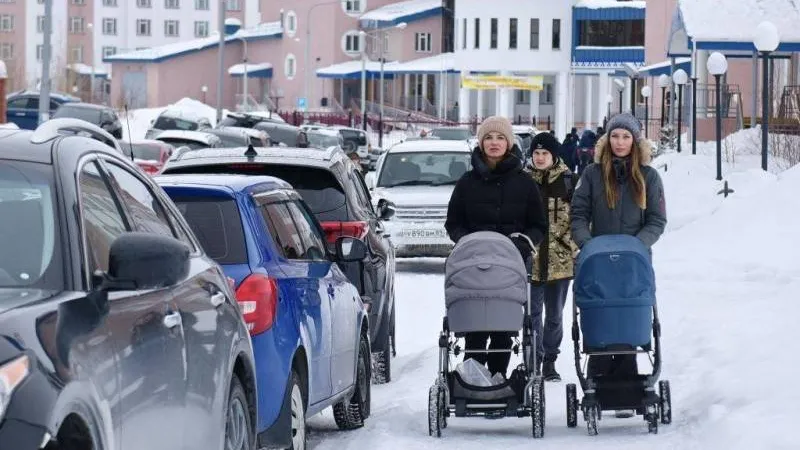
(0, 288, 58, 317)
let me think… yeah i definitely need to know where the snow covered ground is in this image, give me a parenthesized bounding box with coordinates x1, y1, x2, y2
(305, 131, 800, 449)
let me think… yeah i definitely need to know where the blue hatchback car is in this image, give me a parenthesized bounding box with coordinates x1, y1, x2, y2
(156, 173, 372, 449)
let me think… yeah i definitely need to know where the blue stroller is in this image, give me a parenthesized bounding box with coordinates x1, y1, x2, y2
(566, 235, 673, 435)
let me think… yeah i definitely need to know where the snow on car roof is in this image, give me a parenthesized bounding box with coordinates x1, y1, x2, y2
(388, 139, 472, 154)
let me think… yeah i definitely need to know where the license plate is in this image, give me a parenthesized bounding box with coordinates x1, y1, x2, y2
(401, 229, 447, 239)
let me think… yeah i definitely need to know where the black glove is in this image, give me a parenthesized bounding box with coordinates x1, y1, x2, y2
(510, 236, 533, 259)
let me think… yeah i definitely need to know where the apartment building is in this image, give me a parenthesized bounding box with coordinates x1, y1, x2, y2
(0, 0, 260, 94)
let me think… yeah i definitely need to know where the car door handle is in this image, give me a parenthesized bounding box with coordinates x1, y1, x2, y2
(163, 312, 182, 329)
(210, 292, 226, 308)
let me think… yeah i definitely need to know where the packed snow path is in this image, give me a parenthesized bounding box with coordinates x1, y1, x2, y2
(306, 146, 800, 450)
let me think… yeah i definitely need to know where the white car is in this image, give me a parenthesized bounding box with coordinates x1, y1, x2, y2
(365, 140, 472, 257)
(155, 129, 222, 150)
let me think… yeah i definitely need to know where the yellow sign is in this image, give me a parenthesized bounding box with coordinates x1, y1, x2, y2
(461, 75, 544, 91)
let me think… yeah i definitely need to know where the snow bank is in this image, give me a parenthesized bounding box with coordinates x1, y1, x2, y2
(678, 0, 800, 43)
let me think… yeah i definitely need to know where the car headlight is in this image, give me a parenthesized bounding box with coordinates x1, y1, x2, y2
(0, 355, 30, 420)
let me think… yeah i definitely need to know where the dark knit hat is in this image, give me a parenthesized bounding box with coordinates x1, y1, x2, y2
(477, 116, 515, 149)
(529, 131, 560, 156)
(606, 113, 642, 141)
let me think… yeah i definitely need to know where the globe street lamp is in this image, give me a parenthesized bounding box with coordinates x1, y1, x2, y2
(754, 21, 780, 172)
(707, 52, 728, 181)
(672, 69, 688, 153)
(658, 74, 670, 128)
(641, 86, 651, 139)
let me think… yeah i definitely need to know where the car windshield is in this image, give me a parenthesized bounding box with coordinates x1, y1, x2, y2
(430, 128, 472, 141)
(306, 132, 340, 150)
(0, 160, 62, 289)
(170, 197, 248, 265)
(377, 151, 471, 188)
(53, 106, 102, 123)
(157, 138, 208, 150)
(125, 143, 164, 161)
(338, 129, 367, 146)
(153, 115, 200, 131)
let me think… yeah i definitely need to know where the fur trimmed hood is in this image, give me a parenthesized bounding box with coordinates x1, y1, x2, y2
(594, 134, 653, 166)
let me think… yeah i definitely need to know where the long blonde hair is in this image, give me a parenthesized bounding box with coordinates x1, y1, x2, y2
(600, 138, 647, 209)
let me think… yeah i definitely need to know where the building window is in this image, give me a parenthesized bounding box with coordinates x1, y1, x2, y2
(37, 15, 45, 33)
(102, 46, 117, 58)
(103, 0, 118, 6)
(530, 18, 539, 50)
(69, 17, 85, 34)
(137, 0, 151, 7)
(71, 46, 83, 63)
(490, 18, 497, 49)
(137, 19, 151, 36)
(542, 83, 553, 104)
(0, 43, 13, 60)
(341, 30, 362, 56)
(103, 18, 117, 35)
(552, 19, 561, 50)
(195, 0, 208, 9)
(165, 0, 179, 9)
(164, 20, 179, 37)
(0, 15, 15, 32)
(462, 18, 466, 50)
(36, 45, 44, 61)
(285, 10, 297, 36)
(194, 21, 209, 37)
(285, 53, 296, 79)
(509, 18, 517, 49)
(516, 90, 530, 104)
(474, 18, 480, 49)
(226, 0, 240, 11)
(415, 32, 432, 53)
(579, 20, 645, 47)
(343, 0, 364, 14)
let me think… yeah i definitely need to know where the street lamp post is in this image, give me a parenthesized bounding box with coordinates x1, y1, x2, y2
(304, 1, 345, 115)
(641, 86, 651, 139)
(606, 94, 613, 123)
(237, 37, 249, 110)
(614, 79, 625, 114)
(707, 52, 728, 181)
(358, 23, 406, 134)
(658, 74, 670, 128)
(87, 22, 95, 103)
(672, 69, 688, 153)
(359, 31, 368, 131)
(754, 21, 780, 172)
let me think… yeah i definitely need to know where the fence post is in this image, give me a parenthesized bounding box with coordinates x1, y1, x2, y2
(379, 118, 383, 147)
(348, 110, 353, 128)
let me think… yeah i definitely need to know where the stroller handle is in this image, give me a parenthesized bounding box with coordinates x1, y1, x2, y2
(509, 232, 538, 259)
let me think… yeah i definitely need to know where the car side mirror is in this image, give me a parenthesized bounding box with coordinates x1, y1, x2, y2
(335, 236, 367, 262)
(100, 233, 190, 291)
(364, 172, 376, 190)
(377, 199, 395, 220)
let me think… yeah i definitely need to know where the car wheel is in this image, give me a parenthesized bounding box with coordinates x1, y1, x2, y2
(287, 371, 307, 450)
(225, 375, 254, 450)
(390, 298, 397, 358)
(333, 335, 371, 430)
(371, 322, 392, 384)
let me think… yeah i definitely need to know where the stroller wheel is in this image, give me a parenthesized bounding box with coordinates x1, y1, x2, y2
(531, 378, 545, 439)
(566, 384, 578, 428)
(646, 404, 659, 434)
(428, 384, 443, 438)
(437, 383, 448, 429)
(659, 380, 672, 425)
(584, 405, 599, 436)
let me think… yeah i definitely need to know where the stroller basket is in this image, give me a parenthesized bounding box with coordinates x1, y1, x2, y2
(444, 232, 528, 333)
(574, 235, 656, 349)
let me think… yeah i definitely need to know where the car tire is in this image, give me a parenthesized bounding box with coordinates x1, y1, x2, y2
(371, 321, 392, 384)
(333, 335, 371, 430)
(287, 371, 307, 450)
(225, 375, 254, 450)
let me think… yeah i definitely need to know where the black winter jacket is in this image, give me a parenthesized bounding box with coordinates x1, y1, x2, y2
(445, 146, 548, 249)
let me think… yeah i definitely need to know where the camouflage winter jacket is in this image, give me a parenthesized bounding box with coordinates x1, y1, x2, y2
(527, 159, 580, 283)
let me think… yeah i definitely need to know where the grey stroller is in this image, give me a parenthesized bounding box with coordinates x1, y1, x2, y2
(428, 231, 546, 438)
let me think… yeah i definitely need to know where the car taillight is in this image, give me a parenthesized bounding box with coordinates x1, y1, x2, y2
(235, 274, 278, 336)
(320, 221, 368, 244)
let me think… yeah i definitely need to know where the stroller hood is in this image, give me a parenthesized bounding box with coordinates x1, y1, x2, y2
(575, 235, 655, 307)
(445, 231, 529, 333)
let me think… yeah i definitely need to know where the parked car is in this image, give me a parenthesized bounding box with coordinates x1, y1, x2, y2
(0, 120, 257, 449)
(6, 90, 80, 130)
(512, 125, 539, 153)
(157, 173, 372, 449)
(35, 117, 124, 155)
(160, 145, 398, 383)
(429, 126, 473, 141)
(51, 102, 123, 139)
(155, 129, 223, 150)
(205, 127, 254, 148)
(365, 139, 472, 257)
(217, 111, 285, 129)
(145, 108, 212, 139)
(306, 128, 345, 150)
(328, 126, 370, 160)
(217, 125, 271, 147)
(253, 122, 308, 147)
(120, 139, 176, 175)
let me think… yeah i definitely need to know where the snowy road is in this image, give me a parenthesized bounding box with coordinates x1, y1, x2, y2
(305, 148, 800, 450)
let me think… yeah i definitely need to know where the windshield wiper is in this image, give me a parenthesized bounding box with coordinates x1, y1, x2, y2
(431, 179, 458, 186)
(385, 180, 433, 187)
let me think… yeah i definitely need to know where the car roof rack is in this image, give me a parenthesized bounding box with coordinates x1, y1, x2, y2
(30, 118, 122, 154)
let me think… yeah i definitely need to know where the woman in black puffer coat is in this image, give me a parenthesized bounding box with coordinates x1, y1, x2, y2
(445, 115, 548, 378)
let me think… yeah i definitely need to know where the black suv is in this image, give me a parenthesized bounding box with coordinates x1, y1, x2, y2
(52, 102, 124, 139)
(0, 121, 257, 448)
(161, 145, 399, 383)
